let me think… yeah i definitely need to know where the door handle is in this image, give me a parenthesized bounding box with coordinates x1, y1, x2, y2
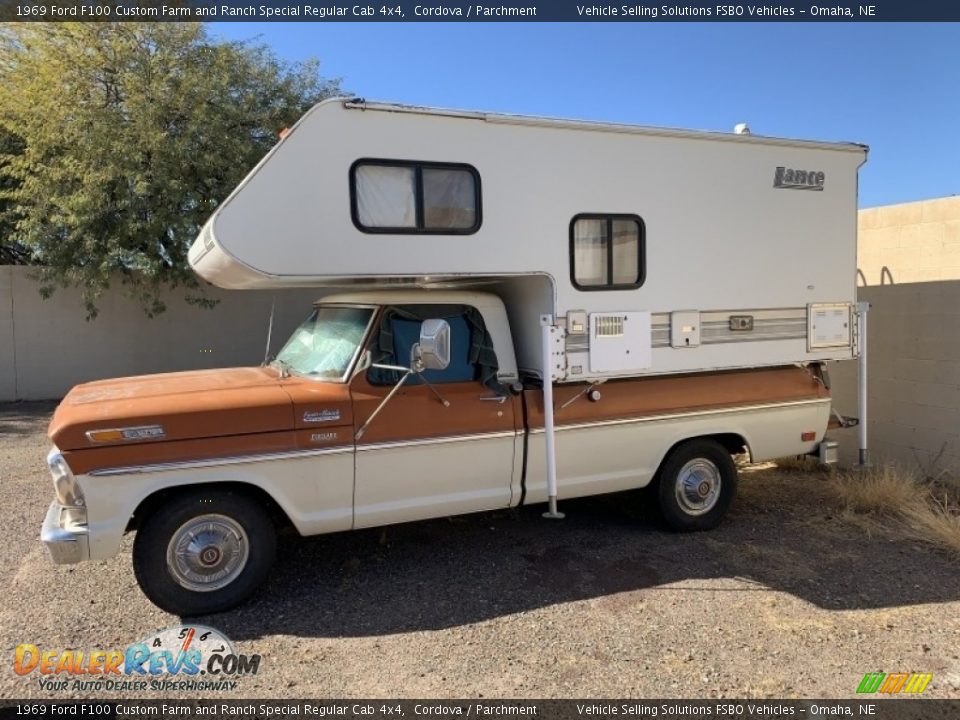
(479, 395, 508, 404)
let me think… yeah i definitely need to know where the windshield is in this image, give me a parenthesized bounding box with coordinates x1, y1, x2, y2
(274, 306, 374, 380)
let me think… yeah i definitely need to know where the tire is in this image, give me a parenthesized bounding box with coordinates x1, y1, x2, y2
(133, 489, 276, 616)
(656, 439, 738, 532)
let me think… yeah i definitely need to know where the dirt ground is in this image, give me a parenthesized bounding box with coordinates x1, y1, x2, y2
(1, 401, 958, 700)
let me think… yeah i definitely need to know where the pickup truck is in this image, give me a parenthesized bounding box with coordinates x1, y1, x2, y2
(42, 289, 831, 615)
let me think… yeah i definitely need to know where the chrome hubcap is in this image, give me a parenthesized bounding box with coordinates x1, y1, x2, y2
(166, 514, 249, 592)
(675, 458, 722, 516)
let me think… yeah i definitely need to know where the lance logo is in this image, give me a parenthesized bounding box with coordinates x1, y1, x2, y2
(856, 672, 932, 694)
(773, 166, 825, 191)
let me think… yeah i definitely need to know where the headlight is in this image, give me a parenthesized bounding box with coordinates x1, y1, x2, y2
(47, 449, 84, 507)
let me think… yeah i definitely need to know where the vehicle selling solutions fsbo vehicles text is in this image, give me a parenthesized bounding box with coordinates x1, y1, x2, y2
(576, 5, 800, 17)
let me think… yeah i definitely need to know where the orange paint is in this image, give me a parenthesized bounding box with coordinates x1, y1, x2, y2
(12, 646, 125, 675)
(39, 650, 57, 674)
(103, 651, 124, 675)
(88, 651, 105, 674)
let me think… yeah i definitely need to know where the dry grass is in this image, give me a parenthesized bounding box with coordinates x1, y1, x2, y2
(826, 463, 960, 557)
(903, 495, 960, 556)
(829, 465, 924, 516)
(774, 454, 826, 474)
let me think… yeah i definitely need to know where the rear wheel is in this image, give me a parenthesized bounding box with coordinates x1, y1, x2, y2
(656, 439, 738, 531)
(133, 489, 276, 615)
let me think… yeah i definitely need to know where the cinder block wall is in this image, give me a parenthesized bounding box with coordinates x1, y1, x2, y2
(831, 196, 960, 475)
(857, 196, 960, 285)
(0, 266, 325, 400)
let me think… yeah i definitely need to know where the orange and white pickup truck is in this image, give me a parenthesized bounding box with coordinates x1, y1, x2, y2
(40, 100, 867, 615)
(43, 290, 835, 615)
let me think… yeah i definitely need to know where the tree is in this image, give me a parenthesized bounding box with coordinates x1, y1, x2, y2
(0, 23, 340, 317)
(0, 128, 29, 264)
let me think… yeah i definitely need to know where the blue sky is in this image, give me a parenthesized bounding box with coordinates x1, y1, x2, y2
(212, 23, 960, 208)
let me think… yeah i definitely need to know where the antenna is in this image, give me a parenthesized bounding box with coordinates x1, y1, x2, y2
(263, 297, 276, 366)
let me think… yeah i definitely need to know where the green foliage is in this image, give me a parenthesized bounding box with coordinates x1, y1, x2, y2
(0, 23, 340, 318)
(0, 128, 29, 264)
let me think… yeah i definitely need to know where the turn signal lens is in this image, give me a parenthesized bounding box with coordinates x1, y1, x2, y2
(801, 431, 816, 442)
(86, 429, 123, 442)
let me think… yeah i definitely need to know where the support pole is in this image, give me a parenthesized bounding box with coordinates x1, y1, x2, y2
(541, 316, 564, 519)
(856, 301, 870, 467)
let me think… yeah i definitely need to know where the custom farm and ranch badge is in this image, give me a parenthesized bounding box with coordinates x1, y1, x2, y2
(12, 625, 260, 693)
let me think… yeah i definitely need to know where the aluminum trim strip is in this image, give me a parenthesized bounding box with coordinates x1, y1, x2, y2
(343, 100, 866, 154)
(88, 445, 355, 477)
(357, 430, 518, 453)
(87, 430, 521, 475)
(529, 398, 830, 435)
(572, 307, 816, 351)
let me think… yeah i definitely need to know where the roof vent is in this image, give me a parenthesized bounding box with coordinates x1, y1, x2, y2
(734, 123, 751, 135)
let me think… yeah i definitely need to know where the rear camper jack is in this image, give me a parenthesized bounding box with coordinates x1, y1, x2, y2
(856, 301, 871, 467)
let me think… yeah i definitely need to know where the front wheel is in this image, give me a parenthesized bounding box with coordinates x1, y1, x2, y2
(133, 490, 276, 615)
(656, 439, 738, 531)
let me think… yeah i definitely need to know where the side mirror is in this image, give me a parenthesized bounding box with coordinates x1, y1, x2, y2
(412, 319, 451, 371)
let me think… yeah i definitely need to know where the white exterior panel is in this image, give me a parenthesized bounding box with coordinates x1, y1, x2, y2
(353, 434, 516, 529)
(521, 399, 831, 504)
(77, 450, 355, 561)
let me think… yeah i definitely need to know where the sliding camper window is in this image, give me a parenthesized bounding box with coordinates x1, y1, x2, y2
(350, 160, 481, 234)
(570, 214, 645, 290)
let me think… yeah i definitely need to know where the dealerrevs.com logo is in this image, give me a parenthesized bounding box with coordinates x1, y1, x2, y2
(13, 625, 261, 693)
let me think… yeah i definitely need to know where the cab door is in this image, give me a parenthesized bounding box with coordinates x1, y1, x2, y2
(350, 307, 518, 529)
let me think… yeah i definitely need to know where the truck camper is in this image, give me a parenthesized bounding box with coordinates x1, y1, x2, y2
(41, 99, 869, 614)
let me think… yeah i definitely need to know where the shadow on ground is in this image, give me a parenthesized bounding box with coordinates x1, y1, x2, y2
(0, 401, 57, 436)
(205, 473, 960, 640)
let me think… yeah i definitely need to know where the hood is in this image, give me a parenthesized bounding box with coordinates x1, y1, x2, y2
(49, 367, 293, 451)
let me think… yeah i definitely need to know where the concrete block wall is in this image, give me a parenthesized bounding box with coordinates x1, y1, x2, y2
(0, 266, 324, 400)
(830, 282, 960, 475)
(831, 195, 960, 476)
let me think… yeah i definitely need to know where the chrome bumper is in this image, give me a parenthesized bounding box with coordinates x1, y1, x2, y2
(40, 501, 89, 564)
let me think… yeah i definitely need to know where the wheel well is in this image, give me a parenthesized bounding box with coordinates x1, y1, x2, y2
(658, 433, 749, 471)
(126, 482, 294, 533)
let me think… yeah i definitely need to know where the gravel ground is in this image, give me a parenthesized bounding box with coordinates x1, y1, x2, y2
(1, 401, 959, 700)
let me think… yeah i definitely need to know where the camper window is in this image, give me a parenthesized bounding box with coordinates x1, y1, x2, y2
(350, 160, 481, 234)
(354, 165, 417, 228)
(570, 214, 645, 290)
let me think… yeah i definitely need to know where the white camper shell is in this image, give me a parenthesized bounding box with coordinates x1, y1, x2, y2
(189, 98, 867, 384)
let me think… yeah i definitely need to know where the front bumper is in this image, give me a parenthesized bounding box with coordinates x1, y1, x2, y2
(40, 501, 90, 564)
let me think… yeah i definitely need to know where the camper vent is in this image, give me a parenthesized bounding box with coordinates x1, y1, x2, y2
(594, 315, 625, 338)
(588, 311, 653, 373)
